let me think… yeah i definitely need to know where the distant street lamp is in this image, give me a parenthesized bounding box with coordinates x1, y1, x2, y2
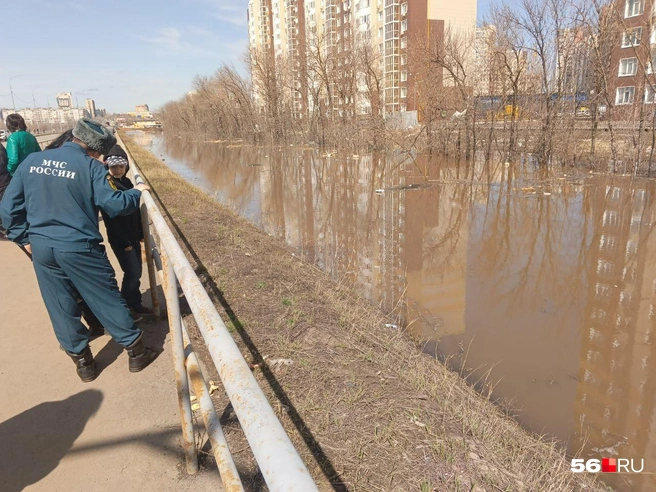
(9, 75, 24, 112)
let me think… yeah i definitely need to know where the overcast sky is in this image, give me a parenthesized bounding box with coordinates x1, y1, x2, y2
(1, 0, 496, 114)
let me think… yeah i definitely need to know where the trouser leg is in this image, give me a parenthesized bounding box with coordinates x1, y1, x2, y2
(31, 244, 90, 354)
(79, 298, 103, 330)
(53, 245, 141, 348)
(112, 243, 143, 308)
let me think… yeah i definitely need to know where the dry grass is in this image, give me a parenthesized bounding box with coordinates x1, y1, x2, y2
(122, 132, 606, 492)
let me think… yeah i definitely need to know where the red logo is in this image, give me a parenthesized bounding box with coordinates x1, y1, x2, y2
(602, 458, 617, 473)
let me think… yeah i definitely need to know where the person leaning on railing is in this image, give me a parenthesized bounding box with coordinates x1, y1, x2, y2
(101, 144, 154, 322)
(42, 128, 108, 339)
(5, 113, 41, 176)
(0, 118, 159, 382)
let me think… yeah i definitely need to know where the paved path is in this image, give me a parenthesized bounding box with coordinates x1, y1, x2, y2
(0, 237, 222, 491)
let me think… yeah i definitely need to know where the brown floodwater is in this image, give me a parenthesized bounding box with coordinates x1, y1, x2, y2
(132, 131, 656, 491)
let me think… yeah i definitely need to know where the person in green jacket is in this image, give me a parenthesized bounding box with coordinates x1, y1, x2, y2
(5, 113, 41, 176)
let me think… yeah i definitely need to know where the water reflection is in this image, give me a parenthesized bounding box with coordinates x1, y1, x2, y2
(138, 132, 656, 491)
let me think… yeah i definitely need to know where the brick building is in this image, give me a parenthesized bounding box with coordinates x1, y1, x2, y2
(609, 0, 656, 119)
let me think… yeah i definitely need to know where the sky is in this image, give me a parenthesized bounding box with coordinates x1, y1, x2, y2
(1, 0, 499, 114)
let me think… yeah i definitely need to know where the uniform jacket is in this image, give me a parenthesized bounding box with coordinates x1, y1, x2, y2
(0, 144, 9, 198)
(6, 130, 41, 175)
(0, 142, 142, 248)
(100, 174, 143, 250)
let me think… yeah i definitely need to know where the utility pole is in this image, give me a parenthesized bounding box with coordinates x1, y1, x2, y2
(9, 75, 24, 112)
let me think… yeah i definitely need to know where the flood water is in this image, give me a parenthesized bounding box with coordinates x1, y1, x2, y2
(132, 131, 656, 491)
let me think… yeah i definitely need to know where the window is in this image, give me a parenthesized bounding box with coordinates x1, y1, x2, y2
(622, 27, 642, 47)
(401, 54, 407, 65)
(361, 14, 370, 25)
(625, 0, 644, 17)
(401, 37, 407, 48)
(616, 86, 635, 105)
(401, 19, 407, 33)
(648, 55, 656, 73)
(401, 70, 408, 81)
(379, 43, 384, 54)
(401, 87, 407, 98)
(646, 86, 656, 103)
(378, 27, 383, 38)
(619, 57, 638, 76)
(378, 10, 383, 21)
(401, 3, 408, 15)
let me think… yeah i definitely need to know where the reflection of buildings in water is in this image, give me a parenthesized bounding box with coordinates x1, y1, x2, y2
(403, 165, 469, 339)
(573, 180, 656, 491)
(259, 152, 285, 237)
(377, 159, 405, 317)
(445, 187, 589, 443)
(127, 130, 154, 148)
(257, 151, 400, 307)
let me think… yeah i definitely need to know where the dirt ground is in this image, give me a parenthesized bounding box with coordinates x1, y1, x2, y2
(121, 132, 606, 492)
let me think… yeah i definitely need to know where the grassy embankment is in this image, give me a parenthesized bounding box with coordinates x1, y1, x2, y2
(121, 132, 604, 492)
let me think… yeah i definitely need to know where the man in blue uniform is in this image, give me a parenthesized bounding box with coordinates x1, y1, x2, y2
(0, 118, 157, 382)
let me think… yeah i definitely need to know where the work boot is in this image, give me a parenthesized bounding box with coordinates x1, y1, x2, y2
(128, 309, 144, 323)
(124, 333, 158, 373)
(66, 347, 97, 382)
(131, 305, 154, 315)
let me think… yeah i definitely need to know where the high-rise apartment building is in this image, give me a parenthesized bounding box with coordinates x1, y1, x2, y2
(85, 99, 97, 118)
(247, 0, 476, 118)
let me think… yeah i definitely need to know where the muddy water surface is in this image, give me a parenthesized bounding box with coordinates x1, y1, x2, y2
(132, 131, 656, 491)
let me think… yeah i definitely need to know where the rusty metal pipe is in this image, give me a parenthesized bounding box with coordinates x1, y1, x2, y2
(161, 250, 198, 474)
(183, 326, 245, 492)
(140, 209, 161, 318)
(122, 141, 318, 491)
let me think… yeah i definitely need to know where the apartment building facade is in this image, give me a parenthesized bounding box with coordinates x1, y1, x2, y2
(247, 0, 476, 119)
(610, 0, 656, 118)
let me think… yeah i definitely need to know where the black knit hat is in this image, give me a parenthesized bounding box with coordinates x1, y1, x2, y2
(72, 118, 116, 154)
(104, 144, 130, 173)
(105, 144, 128, 159)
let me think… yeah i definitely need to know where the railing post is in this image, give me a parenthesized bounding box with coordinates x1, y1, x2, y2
(161, 249, 198, 474)
(140, 210, 161, 318)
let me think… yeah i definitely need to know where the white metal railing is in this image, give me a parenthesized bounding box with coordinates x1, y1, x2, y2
(117, 134, 319, 492)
